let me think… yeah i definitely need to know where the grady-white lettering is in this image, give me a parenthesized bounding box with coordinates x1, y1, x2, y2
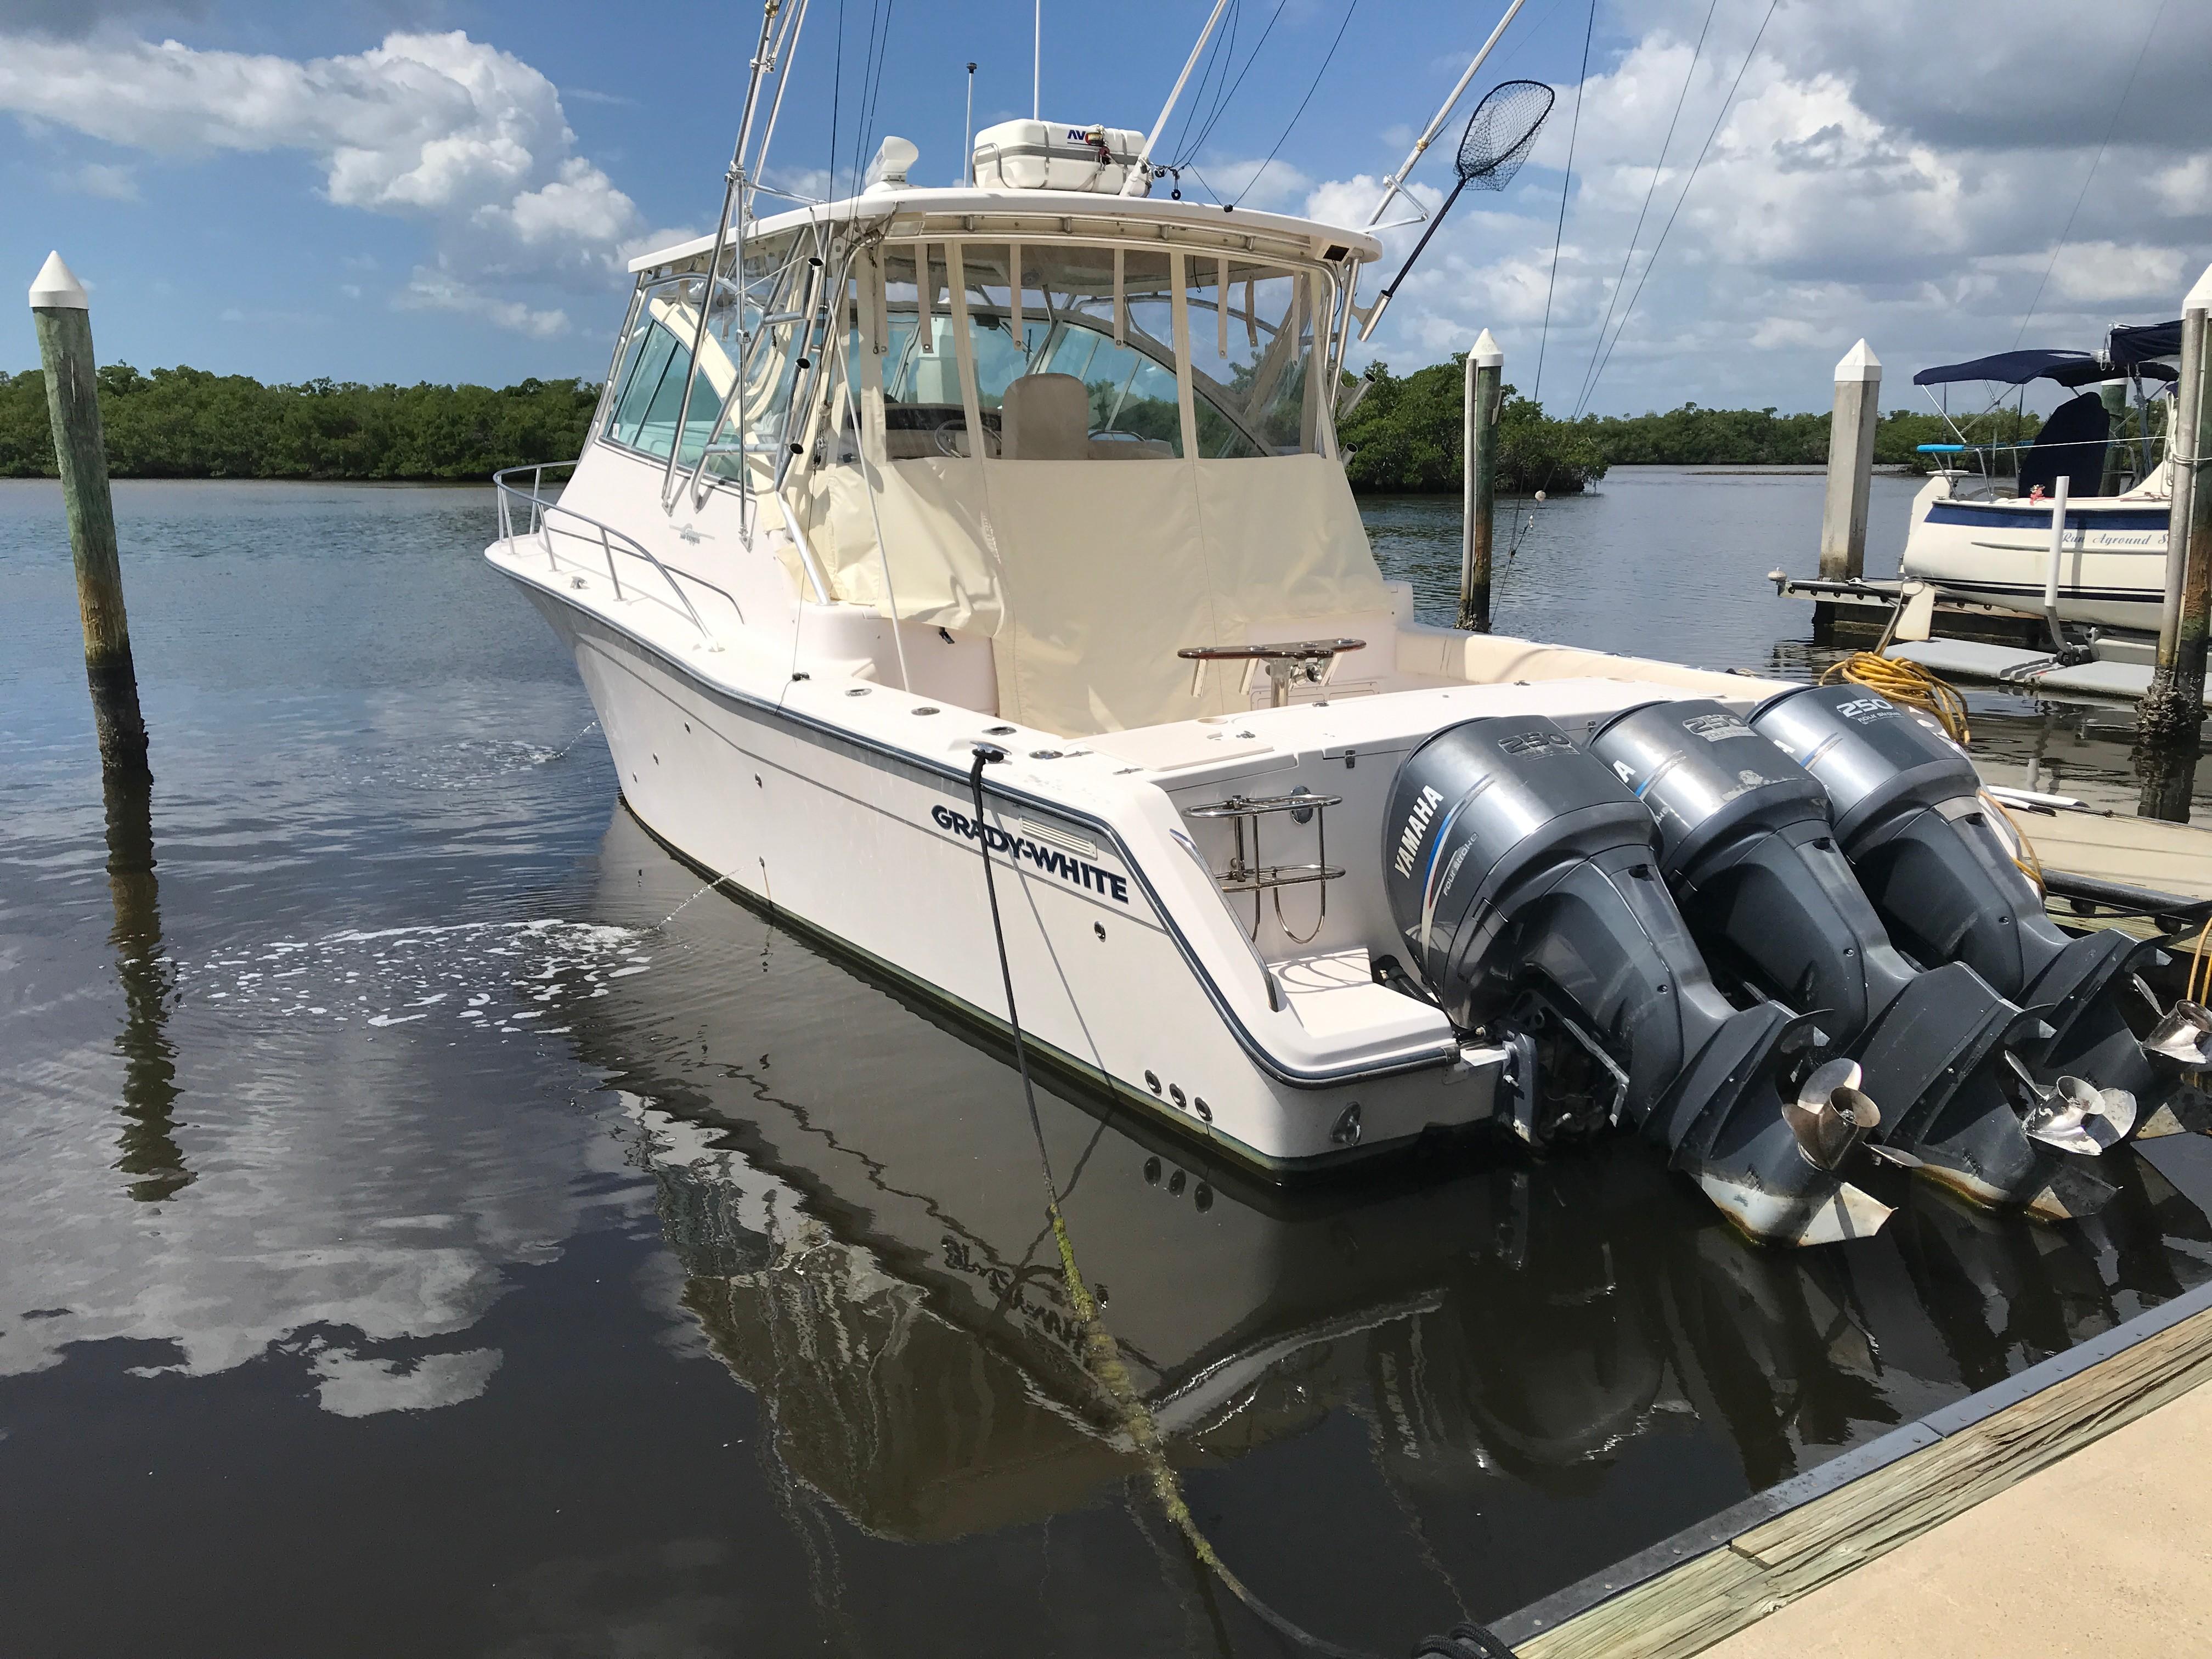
(932, 804, 1131, 904)
(1393, 784, 1445, 879)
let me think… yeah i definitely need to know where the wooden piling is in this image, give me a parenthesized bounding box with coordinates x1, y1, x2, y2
(1819, 340, 1881, 582)
(2141, 267, 2212, 769)
(1462, 329, 1503, 632)
(31, 251, 150, 787)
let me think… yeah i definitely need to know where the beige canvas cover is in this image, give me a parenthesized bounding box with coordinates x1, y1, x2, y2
(781, 237, 1389, 736)
(792, 451, 1391, 735)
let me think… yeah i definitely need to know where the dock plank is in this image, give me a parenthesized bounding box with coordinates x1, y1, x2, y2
(1516, 1304, 2212, 1659)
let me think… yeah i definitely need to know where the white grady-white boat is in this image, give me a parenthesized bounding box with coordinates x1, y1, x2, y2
(1900, 326, 2181, 631)
(488, 64, 2189, 1245)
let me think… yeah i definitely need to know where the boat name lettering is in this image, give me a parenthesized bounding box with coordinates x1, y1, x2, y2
(943, 1234, 1085, 1353)
(1392, 784, 1446, 879)
(930, 804, 1131, 902)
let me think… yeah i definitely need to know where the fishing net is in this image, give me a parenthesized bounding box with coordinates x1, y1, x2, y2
(1457, 78, 1555, 190)
(1377, 79, 1557, 303)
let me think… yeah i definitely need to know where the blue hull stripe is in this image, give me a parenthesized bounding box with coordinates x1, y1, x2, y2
(1925, 503, 2168, 533)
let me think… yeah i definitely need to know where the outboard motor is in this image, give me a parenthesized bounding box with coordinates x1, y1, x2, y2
(1588, 699, 2115, 1217)
(1383, 714, 1889, 1246)
(1752, 685, 2158, 1133)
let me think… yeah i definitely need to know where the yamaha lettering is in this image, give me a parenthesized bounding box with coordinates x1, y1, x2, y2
(1392, 784, 1444, 879)
(931, 804, 1131, 904)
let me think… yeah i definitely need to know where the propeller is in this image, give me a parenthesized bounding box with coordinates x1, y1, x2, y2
(1783, 1058, 1881, 1171)
(2004, 1053, 2136, 1153)
(2144, 998, 2212, 1068)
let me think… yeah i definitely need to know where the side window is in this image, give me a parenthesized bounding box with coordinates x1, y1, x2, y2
(602, 309, 716, 462)
(1183, 262, 1318, 458)
(606, 316, 678, 448)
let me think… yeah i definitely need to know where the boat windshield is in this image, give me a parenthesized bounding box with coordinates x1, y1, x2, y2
(839, 239, 1325, 463)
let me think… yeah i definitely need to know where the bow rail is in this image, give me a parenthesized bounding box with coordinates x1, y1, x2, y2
(493, 461, 730, 646)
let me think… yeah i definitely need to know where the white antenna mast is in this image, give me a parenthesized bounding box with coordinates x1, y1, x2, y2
(1364, 0, 1531, 227)
(1122, 0, 1234, 198)
(964, 61, 978, 184)
(1034, 1, 1042, 119)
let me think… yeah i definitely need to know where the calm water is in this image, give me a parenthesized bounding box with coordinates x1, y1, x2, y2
(5, 472, 2212, 1657)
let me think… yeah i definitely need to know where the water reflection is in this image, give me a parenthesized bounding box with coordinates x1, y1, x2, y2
(585, 806, 2212, 1617)
(101, 763, 191, 1200)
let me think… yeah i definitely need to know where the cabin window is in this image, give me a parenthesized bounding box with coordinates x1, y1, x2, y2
(954, 242, 1184, 459)
(691, 229, 811, 480)
(868, 244, 981, 458)
(1182, 260, 1320, 458)
(602, 305, 718, 464)
(601, 232, 815, 477)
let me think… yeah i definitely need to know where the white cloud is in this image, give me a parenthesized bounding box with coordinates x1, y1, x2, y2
(2154, 156, 2211, 218)
(0, 28, 648, 336)
(399, 266, 569, 338)
(1311, 8, 2212, 413)
(62, 160, 139, 200)
(2048, 242, 2187, 304)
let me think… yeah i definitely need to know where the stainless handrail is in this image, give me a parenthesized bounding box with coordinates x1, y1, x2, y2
(492, 461, 723, 647)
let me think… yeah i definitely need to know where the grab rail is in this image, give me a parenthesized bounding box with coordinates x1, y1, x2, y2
(492, 461, 724, 647)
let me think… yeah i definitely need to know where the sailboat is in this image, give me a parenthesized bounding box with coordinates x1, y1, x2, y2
(1900, 320, 2182, 631)
(487, 3, 2185, 1243)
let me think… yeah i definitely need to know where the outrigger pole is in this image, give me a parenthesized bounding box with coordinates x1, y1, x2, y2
(1122, 0, 1235, 197)
(662, 0, 805, 512)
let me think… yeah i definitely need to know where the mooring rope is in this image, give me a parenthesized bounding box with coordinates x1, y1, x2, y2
(962, 746, 1421, 1659)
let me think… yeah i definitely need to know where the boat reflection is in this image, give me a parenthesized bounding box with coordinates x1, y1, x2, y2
(580, 808, 2212, 1590)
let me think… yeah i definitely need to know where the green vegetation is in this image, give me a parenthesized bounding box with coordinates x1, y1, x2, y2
(1578, 400, 2036, 470)
(0, 364, 599, 480)
(1340, 359, 1610, 495)
(1335, 356, 2051, 493)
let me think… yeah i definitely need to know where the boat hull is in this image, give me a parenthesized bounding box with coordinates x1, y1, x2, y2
(513, 582, 1501, 1174)
(1900, 498, 2168, 631)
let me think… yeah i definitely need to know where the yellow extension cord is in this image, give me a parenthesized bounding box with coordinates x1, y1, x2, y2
(1819, 651, 2046, 894)
(1820, 651, 1972, 745)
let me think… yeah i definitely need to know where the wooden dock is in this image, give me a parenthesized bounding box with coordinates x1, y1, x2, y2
(1492, 1279, 2212, 1658)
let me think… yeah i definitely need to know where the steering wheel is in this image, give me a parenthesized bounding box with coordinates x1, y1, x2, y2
(933, 420, 1000, 459)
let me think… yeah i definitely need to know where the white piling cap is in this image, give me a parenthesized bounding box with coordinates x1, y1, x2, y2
(2186, 261, 2212, 316)
(1470, 328, 1503, 369)
(29, 251, 88, 311)
(1834, 338, 1881, 382)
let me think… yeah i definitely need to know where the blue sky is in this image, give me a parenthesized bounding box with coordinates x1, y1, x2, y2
(5, 0, 2208, 414)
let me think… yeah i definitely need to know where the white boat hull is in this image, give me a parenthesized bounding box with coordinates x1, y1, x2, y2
(1900, 493, 2169, 631)
(512, 575, 1507, 1172)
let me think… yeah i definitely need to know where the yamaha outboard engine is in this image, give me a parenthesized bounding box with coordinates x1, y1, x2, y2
(1752, 685, 2158, 1138)
(1383, 714, 1889, 1246)
(1588, 699, 2117, 1217)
